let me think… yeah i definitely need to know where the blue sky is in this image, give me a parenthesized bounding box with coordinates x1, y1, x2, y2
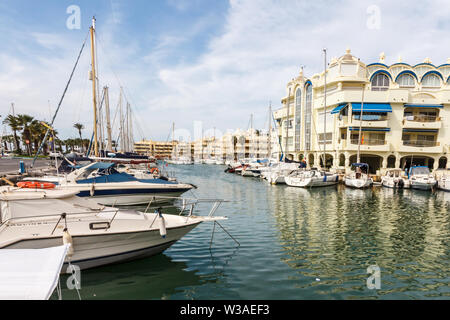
(1, 0, 450, 142)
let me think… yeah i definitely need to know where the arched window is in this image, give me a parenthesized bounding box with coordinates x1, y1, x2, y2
(397, 74, 415, 87)
(422, 74, 441, 87)
(371, 73, 390, 91)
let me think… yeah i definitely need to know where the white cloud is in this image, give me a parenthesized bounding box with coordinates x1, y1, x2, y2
(2, 0, 450, 143)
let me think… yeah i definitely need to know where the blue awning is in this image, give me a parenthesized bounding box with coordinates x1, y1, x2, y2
(404, 104, 443, 108)
(331, 103, 348, 114)
(351, 103, 392, 113)
(349, 127, 390, 132)
(403, 128, 438, 133)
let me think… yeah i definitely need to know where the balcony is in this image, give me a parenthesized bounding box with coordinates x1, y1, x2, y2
(399, 140, 443, 153)
(350, 115, 389, 128)
(346, 138, 391, 152)
(402, 115, 442, 129)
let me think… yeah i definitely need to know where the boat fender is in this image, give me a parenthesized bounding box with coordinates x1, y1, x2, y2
(156, 209, 167, 238)
(63, 228, 74, 257)
(90, 184, 95, 197)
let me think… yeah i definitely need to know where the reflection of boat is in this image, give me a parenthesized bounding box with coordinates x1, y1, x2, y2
(344, 163, 373, 189)
(408, 166, 436, 191)
(285, 169, 339, 188)
(0, 187, 226, 271)
(58, 253, 202, 300)
(381, 169, 410, 189)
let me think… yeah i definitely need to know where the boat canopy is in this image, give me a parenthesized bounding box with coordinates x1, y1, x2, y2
(88, 162, 115, 170)
(0, 245, 69, 300)
(351, 103, 392, 113)
(351, 163, 369, 168)
(409, 166, 431, 176)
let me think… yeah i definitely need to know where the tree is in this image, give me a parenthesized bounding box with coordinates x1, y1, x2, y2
(74, 123, 84, 152)
(2, 114, 22, 153)
(16, 114, 34, 156)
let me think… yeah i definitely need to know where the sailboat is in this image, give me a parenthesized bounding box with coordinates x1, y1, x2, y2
(344, 79, 373, 189)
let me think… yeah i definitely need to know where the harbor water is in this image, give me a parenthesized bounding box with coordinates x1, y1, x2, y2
(60, 164, 450, 300)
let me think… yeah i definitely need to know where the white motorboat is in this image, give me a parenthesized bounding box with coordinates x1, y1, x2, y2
(436, 169, 450, 192)
(344, 163, 373, 189)
(0, 187, 226, 271)
(204, 158, 216, 165)
(285, 169, 339, 188)
(22, 162, 194, 206)
(266, 162, 300, 184)
(381, 169, 411, 189)
(408, 166, 437, 191)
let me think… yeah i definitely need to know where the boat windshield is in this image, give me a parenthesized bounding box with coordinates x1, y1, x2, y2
(410, 167, 430, 175)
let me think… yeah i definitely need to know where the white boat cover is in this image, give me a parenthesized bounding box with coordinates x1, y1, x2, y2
(0, 245, 69, 300)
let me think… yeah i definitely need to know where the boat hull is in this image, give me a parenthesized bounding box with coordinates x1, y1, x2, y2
(285, 176, 338, 188)
(4, 223, 200, 271)
(344, 178, 373, 189)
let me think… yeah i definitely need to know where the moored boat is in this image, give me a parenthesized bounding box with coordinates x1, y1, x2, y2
(0, 187, 226, 271)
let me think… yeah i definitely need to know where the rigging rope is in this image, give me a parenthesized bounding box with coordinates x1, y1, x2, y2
(32, 31, 90, 167)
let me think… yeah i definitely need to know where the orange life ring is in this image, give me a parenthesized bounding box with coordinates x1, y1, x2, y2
(150, 167, 159, 174)
(17, 181, 56, 189)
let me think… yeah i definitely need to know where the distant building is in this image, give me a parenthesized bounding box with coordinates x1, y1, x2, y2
(274, 49, 450, 173)
(134, 140, 176, 159)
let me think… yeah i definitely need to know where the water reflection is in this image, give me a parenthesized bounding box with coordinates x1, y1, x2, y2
(63, 165, 450, 300)
(56, 254, 203, 300)
(270, 185, 450, 299)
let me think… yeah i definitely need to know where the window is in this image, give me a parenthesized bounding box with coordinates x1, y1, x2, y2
(422, 74, 441, 87)
(294, 88, 302, 151)
(371, 73, 390, 91)
(318, 133, 332, 144)
(397, 74, 415, 87)
(304, 84, 312, 150)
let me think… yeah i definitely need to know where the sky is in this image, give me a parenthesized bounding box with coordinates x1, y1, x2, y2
(1, 0, 450, 142)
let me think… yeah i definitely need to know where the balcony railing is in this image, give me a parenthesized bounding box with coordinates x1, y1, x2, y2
(352, 115, 388, 121)
(403, 115, 440, 123)
(350, 139, 386, 146)
(402, 140, 440, 147)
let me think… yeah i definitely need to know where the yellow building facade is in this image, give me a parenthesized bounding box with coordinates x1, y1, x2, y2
(274, 49, 450, 174)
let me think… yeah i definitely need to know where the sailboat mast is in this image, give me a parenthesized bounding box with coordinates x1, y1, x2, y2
(268, 102, 272, 159)
(104, 86, 112, 151)
(90, 17, 99, 157)
(323, 48, 327, 169)
(172, 122, 175, 159)
(357, 85, 365, 163)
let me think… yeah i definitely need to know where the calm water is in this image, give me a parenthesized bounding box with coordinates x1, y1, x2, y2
(60, 165, 450, 300)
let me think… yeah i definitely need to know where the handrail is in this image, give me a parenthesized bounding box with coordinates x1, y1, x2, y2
(403, 140, 439, 147)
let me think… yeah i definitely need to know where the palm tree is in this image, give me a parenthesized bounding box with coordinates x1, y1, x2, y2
(16, 114, 34, 156)
(74, 123, 84, 152)
(2, 114, 22, 153)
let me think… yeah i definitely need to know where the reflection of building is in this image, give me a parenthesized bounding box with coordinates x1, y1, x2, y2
(274, 49, 450, 173)
(134, 140, 176, 159)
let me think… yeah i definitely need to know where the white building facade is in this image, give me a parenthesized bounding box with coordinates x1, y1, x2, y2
(274, 49, 450, 174)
